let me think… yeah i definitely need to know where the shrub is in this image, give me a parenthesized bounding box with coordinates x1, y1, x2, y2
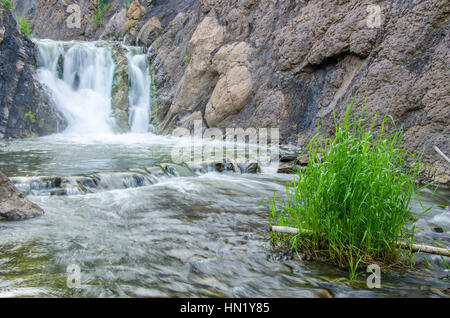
(18, 17, 32, 38)
(268, 98, 431, 279)
(0, 0, 13, 10)
(24, 110, 36, 123)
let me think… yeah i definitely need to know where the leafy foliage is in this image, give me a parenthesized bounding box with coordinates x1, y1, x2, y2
(24, 110, 36, 123)
(0, 0, 13, 10)
(18, 17, 32, 38)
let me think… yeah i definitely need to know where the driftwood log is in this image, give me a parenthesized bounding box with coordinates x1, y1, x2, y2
(269, 226, 450, 257)
(434, 146, 450, 164)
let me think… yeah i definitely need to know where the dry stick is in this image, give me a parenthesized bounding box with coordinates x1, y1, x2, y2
(434, 146, 450, 164)
(269, 226, 450, 257)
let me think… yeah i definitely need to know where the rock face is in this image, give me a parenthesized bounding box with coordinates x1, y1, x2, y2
(0, 172, 44, 220)
(11, 0, 450, 186)
(110, 43, 130, 132)
(147, 0, 450, 187)
(0, 7, 66, 139)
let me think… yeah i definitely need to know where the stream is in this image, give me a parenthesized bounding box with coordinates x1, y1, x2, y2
(0, 40, 448, 298)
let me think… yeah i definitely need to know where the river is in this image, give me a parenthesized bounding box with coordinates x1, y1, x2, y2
(0, 40, 448, 298)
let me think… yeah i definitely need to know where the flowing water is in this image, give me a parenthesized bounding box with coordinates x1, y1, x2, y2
(126, 47, 153, 133)
(0, 40, 448, 298)
(36, 40, 116, 134)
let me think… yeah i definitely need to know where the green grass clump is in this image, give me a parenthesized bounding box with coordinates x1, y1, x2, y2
(268, 98, 430, 279)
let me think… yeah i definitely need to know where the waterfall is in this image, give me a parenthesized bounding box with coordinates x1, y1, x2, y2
(34, 40, 153, 135)
(36, 40, 116, 134)
(126, 47, 153, 133)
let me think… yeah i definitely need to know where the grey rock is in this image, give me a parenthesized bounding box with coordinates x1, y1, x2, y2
(0, 7, 66, 139)
(277, 162, 297, 174)
(0, 172, 45, 220)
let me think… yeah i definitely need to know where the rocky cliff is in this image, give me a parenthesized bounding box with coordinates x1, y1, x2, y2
(0, 6, 65, 139)
(11, 0, 450, 186)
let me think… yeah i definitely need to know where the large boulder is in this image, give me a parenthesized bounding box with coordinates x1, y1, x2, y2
(205, 42, 253, 126)
(136, 16, 162, 46)
(0, 172, 44, 220)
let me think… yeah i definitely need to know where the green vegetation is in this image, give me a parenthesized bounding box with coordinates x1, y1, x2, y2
(150, 64, 159, 132)
(0, 0, 13, 9)
(125, 22, 132, 33)
(92, 0, 112, 27)
(124, 1, 131, 12)
(268, 98, 431, 279)
(155, 32, 163, 47)
(183, 55, 190, 65)
(24, 110, 36, 123)
(18, 17, 32, 38)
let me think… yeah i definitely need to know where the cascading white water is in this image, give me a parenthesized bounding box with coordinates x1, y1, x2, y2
(36, 40, 116, 135)
(126, 47, 152, 133)
(35, 40, 153, 136)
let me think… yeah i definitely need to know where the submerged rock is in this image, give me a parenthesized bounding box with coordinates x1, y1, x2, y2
(432, 226, 444, 233)
(0, 172, 44, 220)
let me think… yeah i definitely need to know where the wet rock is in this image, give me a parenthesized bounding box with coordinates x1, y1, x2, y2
(277, 162, 297, 174)
(224, 161, 236, 172)
(432, 226, 444, 233)
(213, 161, 236, 173)
(76, 177, 98, 193)
(239, 162, 261, 174)
(279, 155, 299, 163)
(214, 162, 225, 172)
(0, 7, 66, 139)
(0, 172, 45, 220)
(49, 188, 68, 196)
(159, 163, 194, 177)
(56, 54, 64, 79)
(53, 177, 62, 188)
(110, 45, 130, 132)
